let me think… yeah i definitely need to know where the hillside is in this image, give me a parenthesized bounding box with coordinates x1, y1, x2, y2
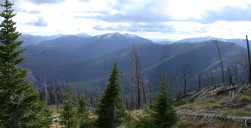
(20, 33, 249, 95)
(173, 84, 251, 128)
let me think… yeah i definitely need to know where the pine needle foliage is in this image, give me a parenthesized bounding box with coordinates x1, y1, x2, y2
(151, 75, 178, 128)
(59, 86, 77, 128)
(0, 0, 51, 127)
(137, 75, 178, 128)
(78, 91, 93, 128)
(95, 63, 128, 128)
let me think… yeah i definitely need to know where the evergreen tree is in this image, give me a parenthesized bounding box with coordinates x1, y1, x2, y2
(151, 75, 178, 128)
(137, 75, 178, 128)
(78, 91, 92, 128)
(59, 87, 77, 128)
(95, 63, 128, 128)
(0, 0, 51, 127)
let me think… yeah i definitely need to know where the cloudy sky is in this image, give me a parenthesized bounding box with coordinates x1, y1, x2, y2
(2, 0, 251, 40)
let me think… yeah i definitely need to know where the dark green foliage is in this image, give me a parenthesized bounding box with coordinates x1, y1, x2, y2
(59, 87, 77, 128)
(0, 0, 51, 127)
(78, 91, 93, 128)
(95, 63, 128, 128)
(174, 92, 185, 106)
(137, 75, 178, 128)
(151, 75, 178, 128)
(22, 102, 52, 128)
(136, 115, 155, 128)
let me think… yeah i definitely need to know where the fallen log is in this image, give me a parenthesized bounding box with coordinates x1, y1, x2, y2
(187, 88, 208, 101)
(216, 86, 237, 95)
(222, 85, 246, 107)
(178, 112, 251, 127)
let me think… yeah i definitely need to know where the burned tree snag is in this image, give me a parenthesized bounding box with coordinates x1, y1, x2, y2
(246, 35, 251, 83)
(215, 39, 225, 84)
(128, 48, 146, 109)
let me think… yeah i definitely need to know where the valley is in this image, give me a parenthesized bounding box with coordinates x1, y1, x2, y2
(21, 33, 249, 96)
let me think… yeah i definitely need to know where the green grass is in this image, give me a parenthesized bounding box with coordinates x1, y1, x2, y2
(177, 88, 251, 116)
(237, 94, 250, 103)
(172, 118, 245, 128)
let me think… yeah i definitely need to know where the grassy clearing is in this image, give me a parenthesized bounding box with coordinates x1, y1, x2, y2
(48, 106, 62, 128)
(177, 86, 251, 116)
(172, 117, 245, 128)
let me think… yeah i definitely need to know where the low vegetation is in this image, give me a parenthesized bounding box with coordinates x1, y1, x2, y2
(173, 85, 251, 128)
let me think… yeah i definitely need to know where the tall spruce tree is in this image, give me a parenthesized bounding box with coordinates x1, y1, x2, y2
(137, 75, 178, 128)
(78, 91, 92, 128)
(0, 0, 51, 127)
(95, 63, 128, 128)
(151, 75, 178, 128)
(59, 87, 77, 128)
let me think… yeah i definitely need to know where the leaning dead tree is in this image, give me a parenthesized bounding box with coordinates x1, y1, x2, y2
(128, 47, 146, 109)
(215, 39, 225, 84)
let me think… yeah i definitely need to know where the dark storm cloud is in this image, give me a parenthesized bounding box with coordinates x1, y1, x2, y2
(93, 23, 175, 33)
(199, 5, 251, 23)
(26, 17, 48, 26)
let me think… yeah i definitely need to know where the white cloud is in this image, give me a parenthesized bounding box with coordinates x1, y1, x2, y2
(156, 0, 251, 20)
(4, 0, 251, 40)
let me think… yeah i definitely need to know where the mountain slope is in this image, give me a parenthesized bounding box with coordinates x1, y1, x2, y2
(175, 36, 247, 48)
(21, 34, 248, 94)
(22, 33, 152, 85)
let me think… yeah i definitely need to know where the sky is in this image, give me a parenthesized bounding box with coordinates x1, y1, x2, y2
(1, 0, 251, 40)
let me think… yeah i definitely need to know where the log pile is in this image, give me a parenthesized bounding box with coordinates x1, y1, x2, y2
(178, 112, 251, 127)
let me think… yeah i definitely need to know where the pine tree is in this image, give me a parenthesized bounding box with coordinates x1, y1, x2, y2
(137, 75, 178, 128)
(95, 63, 128, 128)
(0, 0, 51, 127)
(78, 91, 92, 128)
(151, 75, 178, 128)
(59, 87, 77, 128)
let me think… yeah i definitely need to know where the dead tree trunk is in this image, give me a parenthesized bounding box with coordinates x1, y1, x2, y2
(128, 48, 146, 109)
(232, 63, 239, 85)
(215, 39, 225, 84)
(104, 59, 108, 86)
(53, 81, 58, 105)
(246, 35, 251, 83)
(130, 71, 135, 109)
(182, 65, 188, 96)
(198, 73, 202, 91)
(227, 68, 233, 85)
(43, 81, 48, 109)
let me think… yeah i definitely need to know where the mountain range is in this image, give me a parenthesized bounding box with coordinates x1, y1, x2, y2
(174, 36, 247, 48)
(20, 33, 249, 94)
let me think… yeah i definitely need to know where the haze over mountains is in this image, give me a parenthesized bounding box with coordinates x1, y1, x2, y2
(20, 32, 249, 94)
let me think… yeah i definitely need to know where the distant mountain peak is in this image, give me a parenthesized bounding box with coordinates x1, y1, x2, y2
(176, 36, 217, 43)
(96, 32, 140, 40)
(76, 33, 92, 38)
